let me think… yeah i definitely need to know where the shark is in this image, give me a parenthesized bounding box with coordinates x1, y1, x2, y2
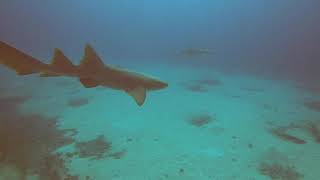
(0, 41, 168, 106)
(176, 48, 213, 57)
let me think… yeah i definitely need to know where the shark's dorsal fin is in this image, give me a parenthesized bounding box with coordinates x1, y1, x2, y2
(80, 44, 105, 70)
(51, 48, 74, 69)
(40, 48, 74, 77)
(126, 87, 146, 106)
(40, 48, 75, 77)
(79, 77, 99, 88)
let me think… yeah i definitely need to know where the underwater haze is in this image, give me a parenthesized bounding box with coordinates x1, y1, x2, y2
(0, 0, 320, 179)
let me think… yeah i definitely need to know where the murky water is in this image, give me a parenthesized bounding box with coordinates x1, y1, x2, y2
(1, 1, 319, 179)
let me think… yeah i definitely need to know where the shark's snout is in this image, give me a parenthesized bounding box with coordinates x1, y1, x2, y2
(156, 81, 168, 89)
(151, 79, 168, 90)
(159, 81, 168, 89)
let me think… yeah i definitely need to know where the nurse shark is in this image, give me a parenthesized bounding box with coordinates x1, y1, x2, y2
(0, 41, 168, 106)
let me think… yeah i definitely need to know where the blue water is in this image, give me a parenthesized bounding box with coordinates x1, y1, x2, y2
(0, 1, 320, 179)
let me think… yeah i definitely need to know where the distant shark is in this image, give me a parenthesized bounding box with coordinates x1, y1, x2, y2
(0, 41, 168, 106)
(176, 48, 213, 57)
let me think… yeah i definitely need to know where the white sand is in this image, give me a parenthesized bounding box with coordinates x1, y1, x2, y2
(2, 62, 320, 180)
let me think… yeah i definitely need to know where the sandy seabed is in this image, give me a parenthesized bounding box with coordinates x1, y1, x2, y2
(0, 62, 319, 180)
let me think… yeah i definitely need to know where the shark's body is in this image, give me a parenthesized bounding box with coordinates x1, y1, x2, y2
(177, 48, 213, 57)
(0, 41, 168, 106)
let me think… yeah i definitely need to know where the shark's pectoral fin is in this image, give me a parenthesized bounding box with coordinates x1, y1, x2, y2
(79, 78, 99, 88)
(126, 87, 147, 106)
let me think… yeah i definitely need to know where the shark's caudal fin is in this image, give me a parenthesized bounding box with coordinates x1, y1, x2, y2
(0, 41, 45, 75)
(126, 86, 147, 106)
(40, 48, 75, 77)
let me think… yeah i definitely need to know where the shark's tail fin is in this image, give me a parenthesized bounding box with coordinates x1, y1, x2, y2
(0, 41, 46, 75)
(40, 48, 76, 77)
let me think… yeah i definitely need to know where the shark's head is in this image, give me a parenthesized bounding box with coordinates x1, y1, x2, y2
(123, 76, 168, 106)
(125, 70, 168, 91)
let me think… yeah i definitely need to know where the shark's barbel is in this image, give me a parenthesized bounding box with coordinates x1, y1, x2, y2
(0, 41, 168, 106)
